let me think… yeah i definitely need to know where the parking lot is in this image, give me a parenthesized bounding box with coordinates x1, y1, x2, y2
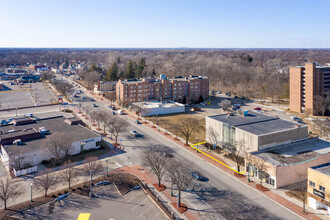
(9, 184, 167, 220)
(0, 81, 56, 109)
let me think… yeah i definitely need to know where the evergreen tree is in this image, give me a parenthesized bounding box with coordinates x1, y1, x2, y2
(151, 68, 157, 77)
(136, 57, 146, 78)
(124, 60, 136, 79)
(106, 62, 119, 81)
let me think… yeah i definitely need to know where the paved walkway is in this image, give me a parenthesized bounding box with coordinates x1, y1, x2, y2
(123, 109, 323, 220)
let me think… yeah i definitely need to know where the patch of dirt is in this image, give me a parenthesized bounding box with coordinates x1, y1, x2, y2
(255, 184, 270, 191)
(173, 138, 180, 141)
(153, 183, 166, 192)
(171, 202, 188, 213)
(108, 173, 140, 195)
(164, 132, 169, 135)
(233, 172, 245, 178)
(151, 126, 156, 128)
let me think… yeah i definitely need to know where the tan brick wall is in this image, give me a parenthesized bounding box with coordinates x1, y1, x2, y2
(290, 67, 303, 113)
(308, 166, 330, 205)
(305, 63, 316, 114)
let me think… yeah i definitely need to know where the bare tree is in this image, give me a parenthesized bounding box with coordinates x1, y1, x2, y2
(313, 119, 330, 139)
(219, 99, 232, 111)
(52, 80, 73, 97)
(93, 110, 107, 130)
(107, 117, 128, 145)
(231, 140, 246, 173)
(253, 158, 269, 186)
(60, 161, 79, 189)
(177, 117, 202, 145)
(142, 149, 169, 187)
(9, 148, 27, 171)
(295, 172, 308, 213)
(314, 95, 327, 116)
(82, 156, 104, 179)
(33, 169, 57, 197)
(84, 71, 101, 90)
(0, 177, 23, 209)
(44, 132, 72, 164)
(167, 161, 193, 206)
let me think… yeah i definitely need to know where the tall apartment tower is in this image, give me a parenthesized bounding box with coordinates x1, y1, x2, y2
(290, 62, 330, 114)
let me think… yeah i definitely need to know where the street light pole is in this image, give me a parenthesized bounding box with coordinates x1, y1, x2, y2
(106, 158, 109, 177)
(171, 177, 173, 197)
(89, 170, 93, 197)
(157, 119, 159, 131)
(176, 193, 179, 220)
(30, 183, 33, 202)
(196, 136, 199, 153)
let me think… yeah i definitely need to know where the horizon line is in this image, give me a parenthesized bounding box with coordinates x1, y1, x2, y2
(1, 47, 330, 50)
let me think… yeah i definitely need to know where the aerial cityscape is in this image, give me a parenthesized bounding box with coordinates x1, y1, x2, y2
(0, 0, 329, 220)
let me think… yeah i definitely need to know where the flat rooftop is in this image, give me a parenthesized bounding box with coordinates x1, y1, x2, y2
(207, 112, 305, 135)
(253, 138, 330, 166)
(311, 163, 330, 176)
(0, 112, 100, 155)
(133, 101, 184, 109)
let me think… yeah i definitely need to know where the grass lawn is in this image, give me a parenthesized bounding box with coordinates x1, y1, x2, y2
(44, 143, 111, 169)
(147, 113, 206, 143)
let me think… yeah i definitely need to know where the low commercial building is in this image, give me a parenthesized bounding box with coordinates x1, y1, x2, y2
(206, 111, 308, 152)
(132, 101, 185, 117)
(247, 138, 330, 188)
(307, 163, 330, 215)
(0, 113, 101, 172)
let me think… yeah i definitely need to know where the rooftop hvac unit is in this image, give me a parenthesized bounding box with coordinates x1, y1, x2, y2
(13, 139, 22, 145)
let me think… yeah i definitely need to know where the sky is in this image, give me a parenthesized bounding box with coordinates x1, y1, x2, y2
(0, 0, 329, 48)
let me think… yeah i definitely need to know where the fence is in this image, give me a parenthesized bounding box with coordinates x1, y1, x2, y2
(13, 165, 38, 177)
(142, 182, 182, 220)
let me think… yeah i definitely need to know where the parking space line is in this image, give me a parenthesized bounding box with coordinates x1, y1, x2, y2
(126, 191, 143, 203)
(131, 197, 148, 211)
(136, 206, 153, 218)
(150, 212, 160, 220)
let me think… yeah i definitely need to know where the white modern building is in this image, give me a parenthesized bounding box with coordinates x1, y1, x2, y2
(132, 101, 185, 117)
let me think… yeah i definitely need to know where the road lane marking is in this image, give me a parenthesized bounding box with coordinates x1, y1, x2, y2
(150, 212, 160, 220)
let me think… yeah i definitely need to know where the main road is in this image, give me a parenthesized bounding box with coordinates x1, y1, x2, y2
(63, 75, 302, 220)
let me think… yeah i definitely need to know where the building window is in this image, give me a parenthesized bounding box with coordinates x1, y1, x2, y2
(309, 181, 315, 187)
(319, 185, 325, 192)
(96, 141, 100, 146)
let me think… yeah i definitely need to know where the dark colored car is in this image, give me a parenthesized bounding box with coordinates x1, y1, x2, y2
(190, 172, 209, 181)
(163, 152, 174, 158)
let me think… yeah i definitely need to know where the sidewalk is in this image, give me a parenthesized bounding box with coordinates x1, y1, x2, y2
(123, 109, 322, 220)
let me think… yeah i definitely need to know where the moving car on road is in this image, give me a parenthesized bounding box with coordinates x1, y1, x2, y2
(190, 172, 209, 181)
(93, 104, 98, 107)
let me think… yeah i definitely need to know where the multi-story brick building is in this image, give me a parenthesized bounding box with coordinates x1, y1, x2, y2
(94, 81, 116, 101)
(116, 75, 209, 106)
(290, 62, 330, 114)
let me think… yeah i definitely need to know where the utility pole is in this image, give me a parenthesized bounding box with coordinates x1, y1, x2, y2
(89, 170, 93, 197)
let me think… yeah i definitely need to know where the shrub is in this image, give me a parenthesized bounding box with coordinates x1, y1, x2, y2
(52, 195, 56, 198)
(58, 193, 62, 196)
(64, 190, 68, 194)
(77, 187, 82, 190)
(71, 188, 76, 191)
(41, 160, 48, 165)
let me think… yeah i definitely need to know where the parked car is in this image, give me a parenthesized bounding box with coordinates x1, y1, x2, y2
(190, 172, 209, 181)
(200, 102, 206, 106)
(112, 111, 116, 115)
(23, 113, 33, 117)
(163, 152, 174, 158)
(112, 106, 116, 110)
(117, 110, 123, 115)
(134, 120, 141, 124)
(108, 105, 112, 108)
(191, 107, 201, 112)
(253, 107, 262, 111)
(93, 104, 98, 107)
(130, 130, 139, 137)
